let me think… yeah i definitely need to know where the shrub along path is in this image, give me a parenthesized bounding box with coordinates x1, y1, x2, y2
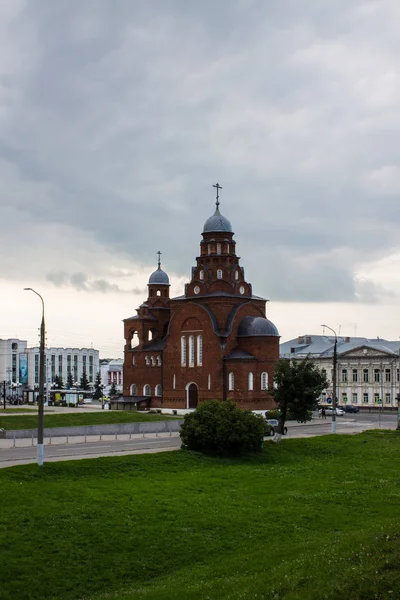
(0, 432, 399, 600)
(0, 411, 178, 430)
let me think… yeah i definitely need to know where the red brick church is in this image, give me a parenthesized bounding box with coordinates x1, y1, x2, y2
(123, 185, 279, 411)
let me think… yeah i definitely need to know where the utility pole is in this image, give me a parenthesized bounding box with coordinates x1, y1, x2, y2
(3, 381, 6, 410)
(322, 324, 338, 434)
(24, 288, 45, 466)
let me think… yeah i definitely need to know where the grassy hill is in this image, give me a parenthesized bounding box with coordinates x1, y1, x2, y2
(0, 432, 399, 600)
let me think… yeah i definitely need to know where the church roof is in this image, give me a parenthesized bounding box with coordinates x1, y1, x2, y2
(223, 348, 256, 360)
(203, 207, 233, 234)
(144, 339, 167, 351)
(237, 316, 279, 337)
(148, 267, 170, 285)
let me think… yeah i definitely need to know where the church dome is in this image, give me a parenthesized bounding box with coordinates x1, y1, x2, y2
(203, 207, 233, 234)
(148, 267, 170, 285)
(237, 316, 279, 337)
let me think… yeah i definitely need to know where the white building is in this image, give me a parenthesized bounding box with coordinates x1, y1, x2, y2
(27, 347, 100, 389)
(280, 335, 400, 408)
(0, 338, 29, 398)
(100, 358, 123, 396)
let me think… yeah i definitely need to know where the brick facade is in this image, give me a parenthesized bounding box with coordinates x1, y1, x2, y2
(123, 196, 280, 410)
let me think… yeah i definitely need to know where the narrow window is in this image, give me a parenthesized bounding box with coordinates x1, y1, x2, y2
(181, 336, 186, 366)
(385, 393, 391, 404)
(261, 372, 268, 390)
(155, 384, 162, 396)
(385, 369, 391, 382)
(363, 392, 369, 404)
(217, 243, 221, 255)
(226, 243, 230, 254)
(197, 335, 203, 366)
(151, 356, 156, 366)
(189, 335, 195, 367)
(157, 356, 162, 366)
(228, 372, 234, 391)
(132, 355, 135, 366)
(352, 369, 357, 382)
(208, 374, 211, 390)
(235, 270, 239, 280)
(374, 369, 380, 383)
(199, 270, 204, 280)
(248, 372, 253, 391)
(341, 369, 347, 383)
(173, 374, 176, 390)
(374, 392, 380, 404)
(352, 392, 358, 404)
(208, 244, 211, 255)
(363, 369, 369, 383)
(130, 384, 137, 396)
(145, 355, 150, 366)
(217, 269, 223, 279)
(143, 384, 151, 396)
(342, 393, 347, 404)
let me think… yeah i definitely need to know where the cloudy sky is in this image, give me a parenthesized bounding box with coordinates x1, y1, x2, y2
(1, 0, 400, 356)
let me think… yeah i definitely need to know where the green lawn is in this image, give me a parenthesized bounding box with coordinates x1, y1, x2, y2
(0, 411, 179, 430)
(0, 432, 399, 600)
(0, 408, 39, 413)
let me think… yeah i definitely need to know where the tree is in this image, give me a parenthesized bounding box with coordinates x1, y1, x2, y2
(93, 371, 104, 400)
(53, 375, 64, 389)
(180, 399, 265, 456)
(80, 370, 90, 391)
(66, 372, 74, 390)
(269, 358, 328, 442)
(109, 381, 117, 396)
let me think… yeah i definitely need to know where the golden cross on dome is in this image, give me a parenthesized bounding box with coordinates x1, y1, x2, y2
(157, 250, 162, 269)
(213, 183, 222, 208)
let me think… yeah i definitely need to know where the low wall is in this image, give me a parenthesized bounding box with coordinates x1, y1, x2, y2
(0, 419, 184, 439)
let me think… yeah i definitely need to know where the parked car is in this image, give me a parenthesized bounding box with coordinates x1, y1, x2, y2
(266, 419, 288, 436)
(323, 407, 345, 416)
(344, 405, 360, 413)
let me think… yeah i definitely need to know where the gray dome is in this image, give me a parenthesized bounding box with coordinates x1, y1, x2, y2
(237, 316, 279, 337)
(148, 267, 170, 285)
(203, 207, 233, 233)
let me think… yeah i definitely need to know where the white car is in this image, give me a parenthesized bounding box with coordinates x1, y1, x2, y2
(324, 407, 345, 416)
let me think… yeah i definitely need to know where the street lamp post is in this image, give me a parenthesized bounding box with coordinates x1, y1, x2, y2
(322, 324, 338, 434)
(24, 288, 45, 466)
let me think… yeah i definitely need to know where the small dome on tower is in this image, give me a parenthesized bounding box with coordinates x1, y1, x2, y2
(148, 267, 170, 285)
(203, 207, 233, 233)
(237, 316, 279, 337)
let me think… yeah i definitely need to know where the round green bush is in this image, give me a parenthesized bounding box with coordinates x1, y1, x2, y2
(180, 399, 265, 456)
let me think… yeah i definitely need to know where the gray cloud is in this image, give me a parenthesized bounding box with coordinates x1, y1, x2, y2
(46, 271, 145, 294)
(2, 0, 400, 303)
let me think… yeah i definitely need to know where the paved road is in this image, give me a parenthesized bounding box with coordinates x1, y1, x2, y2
(0, 413, 397, 469)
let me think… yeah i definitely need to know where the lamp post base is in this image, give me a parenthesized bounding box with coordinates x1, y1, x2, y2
(37, 443, 44, 467)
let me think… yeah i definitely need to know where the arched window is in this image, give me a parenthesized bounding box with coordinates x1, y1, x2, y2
(145, 355, 150, 365)
(151, 356, 156, 366)
(217, 242, 221, 255)
(261, 372, 268, 390)
(143, 384, 151, 396)
(132, 355, 135, 365)
(173, 374, 176, 390)
(199, 270, 204, 280)
(208, 374, 211, 390)
(248, 372, 253, 391)
(156, 289, 161, 297)
(235, 270, 239, 281)
(217, 269, 223, 279)
(189, 335, 195, 367)
(208, 244, 211, 255)
(148, 330, 153, 341)
(157, 355, 161, 366)
(130, 384, 137, 396)
(155, 384, 162, 396)
(131, 332, 139, 348)
(228, 372, 234, 391)
(197, 335, 203, 366)
(181, 336, 186, 366)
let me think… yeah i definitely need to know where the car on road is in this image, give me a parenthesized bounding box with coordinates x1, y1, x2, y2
(322, 407, 345, 416)
(343, 405, 360, 413)
(265, 419, 288, 436)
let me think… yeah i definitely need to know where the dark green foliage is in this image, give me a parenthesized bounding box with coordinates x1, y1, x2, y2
(93, 371, 104, 400)
(53, 375, 64, 389)
(109, 381, 117, 395)
(66, 372, 74, 389)
(180, 399, 265, 455)
(270, 358, 328, 434)
(79, 370, 90, 391)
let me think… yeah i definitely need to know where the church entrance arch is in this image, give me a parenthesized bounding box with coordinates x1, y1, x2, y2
(186, 382, 198, 409)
